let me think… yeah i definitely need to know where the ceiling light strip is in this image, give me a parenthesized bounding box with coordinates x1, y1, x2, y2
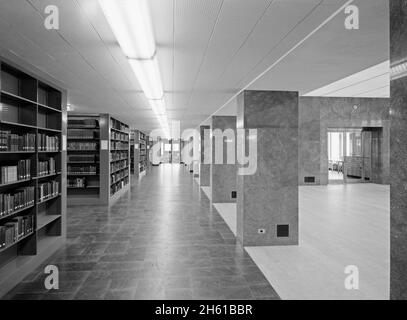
(99, 0, 169, 138)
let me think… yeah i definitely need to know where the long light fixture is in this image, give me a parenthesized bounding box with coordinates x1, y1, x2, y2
(99, 0, 170, 137)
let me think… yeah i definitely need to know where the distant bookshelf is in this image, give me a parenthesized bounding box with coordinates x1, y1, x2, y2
(67, 114, 130, 205)
(67, 115, 101, 204)
(110, 117, 130, 198)
(0, 59, 66, 298)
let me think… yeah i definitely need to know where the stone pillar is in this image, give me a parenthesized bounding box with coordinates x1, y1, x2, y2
(200, 125, 210, 186)
(210, 116, 237, 203)
(390, 0, 407, 300)
(236, 90, 299, 246)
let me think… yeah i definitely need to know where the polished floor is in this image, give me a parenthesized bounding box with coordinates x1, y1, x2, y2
(3, 164, 279, 300)
(247, 184, 390, 300)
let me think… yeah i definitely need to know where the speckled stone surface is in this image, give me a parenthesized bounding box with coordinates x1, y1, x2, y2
(236, 90, 298, 246)
(299, 97, 390, 185)
(2, 165, 279, 300)
(210, 116, 237, 204)
(390, 0, 407, 300)
(200, 126, 211, 187)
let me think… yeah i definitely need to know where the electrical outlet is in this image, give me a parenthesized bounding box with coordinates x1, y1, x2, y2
(258, 229, 266, 235)
(231, 191, 237, 199)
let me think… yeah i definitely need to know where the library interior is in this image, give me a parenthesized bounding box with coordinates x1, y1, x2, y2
(0, 0, 406, 300)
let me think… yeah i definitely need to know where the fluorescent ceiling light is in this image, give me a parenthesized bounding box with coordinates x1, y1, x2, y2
(99, 0, 155, 59)
(149, 99, 166, 116)
(99, 0, 169, 137)
(128, 57, 163, 100)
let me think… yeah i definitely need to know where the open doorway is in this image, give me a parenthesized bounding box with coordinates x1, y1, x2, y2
(328, 128, 374, 184)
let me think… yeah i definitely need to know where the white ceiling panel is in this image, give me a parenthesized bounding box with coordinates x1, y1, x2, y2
(0, 0, 390, 133)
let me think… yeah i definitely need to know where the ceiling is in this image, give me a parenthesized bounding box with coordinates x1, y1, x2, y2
(0, 0, 389, 133)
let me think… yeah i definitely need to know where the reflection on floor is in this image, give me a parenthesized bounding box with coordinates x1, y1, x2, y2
(213, 204, 237, 236)
(329, 170, 344, 180)
(4, 164, 278, 300)
(246, 184, 390, 300)
(208, 184, 390, 300)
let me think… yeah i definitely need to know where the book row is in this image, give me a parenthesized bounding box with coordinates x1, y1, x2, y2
(38, 157, 56, 176)
(67, 142, 98, 151)
(67, 165, 97, 175)
(0, 187, 35, 218)
(110, 160, 128, 173)
(68, 177, 93, 188)
(0, 215, 34, 249)
(38, 134, 59, 152)
(111, 151, 128, 161)
(38, 180, 60, 202)
(68, 119, 99, 128)
(110, 119, 128, 133)
(111, 131, 128, 142)
(111, 169, 129, 185)
(0, 131, 36, 152)
(110, 176, 129, 195)
(68, 154, 99, 163)
(110, 141, 129, 151)
(68, 129, 100, 139)
(1, 160, 31, 184)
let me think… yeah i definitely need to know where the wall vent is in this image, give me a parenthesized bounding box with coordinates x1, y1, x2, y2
(304, 176, 316, 184)
(277, 225, 289, 238)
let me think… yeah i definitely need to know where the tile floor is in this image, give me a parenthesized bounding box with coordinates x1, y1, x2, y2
(3, 164, 279, 300)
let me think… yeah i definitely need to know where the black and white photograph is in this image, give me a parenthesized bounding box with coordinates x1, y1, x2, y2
(0, 0, 405, 307)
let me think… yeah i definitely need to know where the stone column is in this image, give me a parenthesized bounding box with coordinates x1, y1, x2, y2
(390, 0, 407, 300)
(210, 116, 237, 203)
(236, 90, 299, 246)
(200, 125, 210, 186)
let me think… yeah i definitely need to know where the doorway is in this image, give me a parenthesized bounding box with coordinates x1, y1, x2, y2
(328, 128, 373, 184)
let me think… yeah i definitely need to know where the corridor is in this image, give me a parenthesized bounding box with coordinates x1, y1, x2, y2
(4, 164, 278, 300)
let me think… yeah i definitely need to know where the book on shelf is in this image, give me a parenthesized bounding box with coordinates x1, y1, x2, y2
(38, 180, 59, 202)
(110, 159, 128, 173)
(110, 141, 128, 151)
(37, 133, 59, 152)
(38, 157, 56, 176)
(68, 119, 99, 128)
(67, 165, 97, 175)
(68, 129, 100, 139)
(0, 131, 36, 152)
(111, 151, 128, 161)
(0, 215, 34, 249)
(1, 159, 31, 184)
(111, 131, 128, 141)
(68, 154, 99, 163)
(67, 142, 98, 151)
(0, 187, 35, 218)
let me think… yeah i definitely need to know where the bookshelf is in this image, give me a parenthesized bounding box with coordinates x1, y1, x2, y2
(110, 117, 130, 200)
(67, 114, 101, 205)
(130, 130, 149, 177)
(67, 114, 130, 205)
(139, 131, 147, 174)
(0, 58, 67, 298)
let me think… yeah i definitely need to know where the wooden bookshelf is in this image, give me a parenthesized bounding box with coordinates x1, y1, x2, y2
(0, 58, 67, 298)
(67, 114, 101, 205)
